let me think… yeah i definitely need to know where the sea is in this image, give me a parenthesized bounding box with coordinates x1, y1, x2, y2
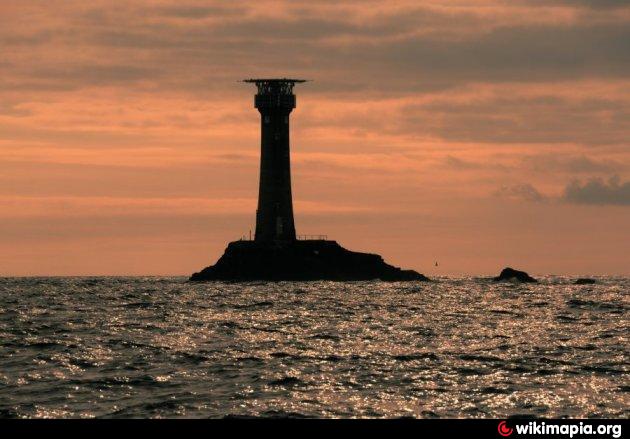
(0, 276, 627, 418)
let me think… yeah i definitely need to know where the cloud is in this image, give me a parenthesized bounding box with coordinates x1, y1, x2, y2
(522, 154, 625, 173)
(496, 176, 630, 206)
(563, 175, 630, 205)
(0, 195, 370, 218)
(154, 5, 246, 19)
(444, 155, 485, 170)
(494, 183, 547, 202)
(524, 0, 630, 9)
(2, 2, 630, 95)
(0, 102, 32, 117)
(443, 155, 511, 171)
(402, 84, 630, 145)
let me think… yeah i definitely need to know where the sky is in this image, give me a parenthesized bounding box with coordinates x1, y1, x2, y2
(1, 0, 629, 276)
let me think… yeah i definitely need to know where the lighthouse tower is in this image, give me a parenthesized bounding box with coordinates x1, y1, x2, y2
(243, 78, 306, 243)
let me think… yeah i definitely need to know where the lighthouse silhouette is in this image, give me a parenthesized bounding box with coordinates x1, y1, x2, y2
(189, 78, 427, 282)
(243, 78, 306, 242)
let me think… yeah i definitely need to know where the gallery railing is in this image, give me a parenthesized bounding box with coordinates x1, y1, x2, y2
(238, 234, 329, 241)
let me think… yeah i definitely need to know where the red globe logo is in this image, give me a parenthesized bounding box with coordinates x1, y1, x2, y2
(498, 421, 514, 437)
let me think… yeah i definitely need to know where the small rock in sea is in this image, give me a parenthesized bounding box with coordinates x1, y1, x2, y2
(575, 278, 596, 285)
(493, 267, 537, 283)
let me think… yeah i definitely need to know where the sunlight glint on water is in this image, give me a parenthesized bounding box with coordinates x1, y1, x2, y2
(0, 276, 627, 418)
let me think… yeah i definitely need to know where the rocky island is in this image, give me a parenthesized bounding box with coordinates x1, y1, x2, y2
(575, 278, 597, 285)
(190, 240, 428, 282)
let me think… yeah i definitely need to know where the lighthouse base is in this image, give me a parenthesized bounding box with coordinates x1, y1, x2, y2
(189, 240, 429, 282)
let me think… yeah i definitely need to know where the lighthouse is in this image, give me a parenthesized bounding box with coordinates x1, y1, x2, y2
(190, 78, 427, 282)
(243, 78, 306, 243)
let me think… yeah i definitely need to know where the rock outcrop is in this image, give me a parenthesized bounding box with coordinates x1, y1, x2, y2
(575, 278, 597, 285)
(190, 240, 429, 282)
(493, 267, 537, 283)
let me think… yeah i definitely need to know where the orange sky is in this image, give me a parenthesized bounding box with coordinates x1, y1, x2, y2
(1, 0, 629, 276)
